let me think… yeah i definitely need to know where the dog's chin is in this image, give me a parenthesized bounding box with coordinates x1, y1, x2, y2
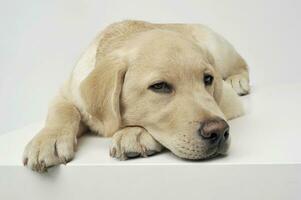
(169, 139, 230, 160)
(171, 147, 220, 160)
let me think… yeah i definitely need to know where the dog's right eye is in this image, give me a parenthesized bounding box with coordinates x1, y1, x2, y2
(148, 82, 172, 93)
(204, 74, 214, 86)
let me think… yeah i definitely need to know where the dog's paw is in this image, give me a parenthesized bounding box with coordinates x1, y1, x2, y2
(110, 127, 163, 160)
(226, 74, 250, 96)
(23, 128, 76, 172)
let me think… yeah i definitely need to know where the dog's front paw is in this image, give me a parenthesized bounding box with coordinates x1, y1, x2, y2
(110, 127, 163, 160)
(226, 74, 250, 96)
(23, 128, 76, 172)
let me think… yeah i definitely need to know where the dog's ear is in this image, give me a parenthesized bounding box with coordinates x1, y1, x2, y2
(80, 58, 127, 136)
(219, 81, 244, 120)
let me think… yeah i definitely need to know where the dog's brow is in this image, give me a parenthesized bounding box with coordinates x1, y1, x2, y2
(144, 71, 175, 84)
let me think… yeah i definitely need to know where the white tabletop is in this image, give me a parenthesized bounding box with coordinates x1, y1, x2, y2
(1, 84, 301, 166)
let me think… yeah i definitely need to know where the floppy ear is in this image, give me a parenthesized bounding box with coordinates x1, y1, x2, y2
(219, 81, 244, 120)
(80, 58, 127, 137)
(203, 49, 244, 119)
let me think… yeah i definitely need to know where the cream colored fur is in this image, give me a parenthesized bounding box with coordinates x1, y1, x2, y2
(23, 20, 250, 172)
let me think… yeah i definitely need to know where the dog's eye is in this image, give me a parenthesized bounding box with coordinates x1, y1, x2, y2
(148, 82, 172, 93)
(204, 74, 214, 86)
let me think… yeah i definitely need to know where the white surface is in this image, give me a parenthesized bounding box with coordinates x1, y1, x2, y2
(1, 165, 299, 200)
(0, 84, 300, 200)
(1, 0, 301, 134)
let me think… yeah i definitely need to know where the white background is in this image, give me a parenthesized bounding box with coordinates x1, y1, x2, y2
(1, 0, 301, 134)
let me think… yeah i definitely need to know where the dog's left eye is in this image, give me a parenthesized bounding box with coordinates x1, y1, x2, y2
(204, 74, 214, 86)
(148, 82, 172, 93)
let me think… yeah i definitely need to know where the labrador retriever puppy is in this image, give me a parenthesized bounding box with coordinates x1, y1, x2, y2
(23, 20, 249, 172)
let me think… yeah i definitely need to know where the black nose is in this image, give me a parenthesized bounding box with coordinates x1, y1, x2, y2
(198, 118, 229, 144)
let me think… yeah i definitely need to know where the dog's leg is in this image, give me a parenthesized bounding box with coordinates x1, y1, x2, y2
(225, 71, 250, 96)
(110, 127, 163, 160)
(213, 34, 251, 96)
(23, 95, 84, 172)
(212, 50, 250, 96)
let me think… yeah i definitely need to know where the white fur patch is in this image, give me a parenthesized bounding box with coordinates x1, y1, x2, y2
(70, 34, 102, 109)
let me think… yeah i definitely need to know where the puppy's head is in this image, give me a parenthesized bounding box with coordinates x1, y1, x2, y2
(120, 30, 229, 159)
(83, 30, 229, 159)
